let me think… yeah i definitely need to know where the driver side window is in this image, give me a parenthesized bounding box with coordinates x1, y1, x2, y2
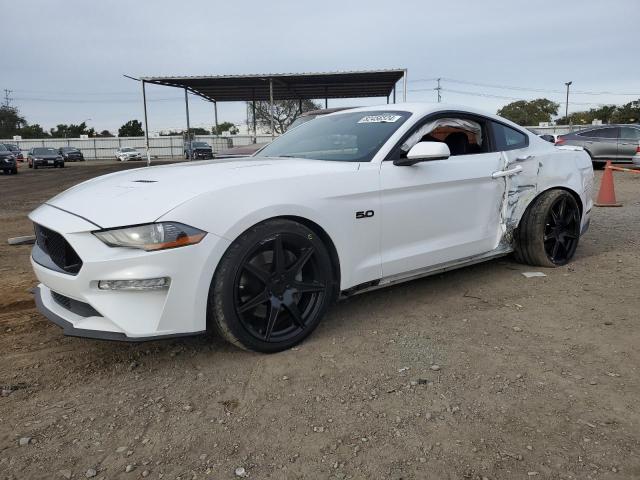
(391, 115, 490, 160)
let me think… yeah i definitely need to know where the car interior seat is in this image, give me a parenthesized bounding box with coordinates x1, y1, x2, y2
(444, 132, 469, 156)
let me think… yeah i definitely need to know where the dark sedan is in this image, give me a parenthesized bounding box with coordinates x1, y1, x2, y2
(2, 143, 24, 161)
(28, 147, 65, 169)
(184, 141, 214, 160)
(0, 144, 18, 174)
(58, 146, 84, 162)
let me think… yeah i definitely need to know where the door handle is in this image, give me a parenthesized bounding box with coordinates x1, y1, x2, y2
(515, 154, 534, 161)
(492, 165, 523, 179)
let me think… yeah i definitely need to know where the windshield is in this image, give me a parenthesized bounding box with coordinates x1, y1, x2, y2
(0, 144, 7, 152)
(33, 148, 57, 155)
(61, 147, 78, 152)
(256, 111, 411, 162)
(3, 144, 17, 151)
(287, 115, 316, 130)
(192, 142, 209, 148)
(121, 147, 136, 152)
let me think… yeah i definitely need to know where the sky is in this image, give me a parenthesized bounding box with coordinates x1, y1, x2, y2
(2, 0, 639, 135)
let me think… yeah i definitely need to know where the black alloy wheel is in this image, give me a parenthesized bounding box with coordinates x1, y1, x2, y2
(211, 219, 335, 352)
(514, 189, 581, 267)
(543, 195, 580, 264)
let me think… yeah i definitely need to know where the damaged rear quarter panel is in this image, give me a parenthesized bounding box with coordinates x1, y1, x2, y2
(504, 143, 593, 244)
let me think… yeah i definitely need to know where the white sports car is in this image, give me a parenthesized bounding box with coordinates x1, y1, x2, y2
(29, 104, 593, 352)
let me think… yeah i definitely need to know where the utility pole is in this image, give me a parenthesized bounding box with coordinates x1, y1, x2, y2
(436, 78, 442, 103)
(3, 89, 13, 107)
(564, 81, 572, 129)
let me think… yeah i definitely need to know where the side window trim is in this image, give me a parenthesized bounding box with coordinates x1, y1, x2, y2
(383, 110, 497, 161)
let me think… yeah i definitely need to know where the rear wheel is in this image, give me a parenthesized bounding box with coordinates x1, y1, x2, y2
(12, 167, 18, 174)
(514, 190, 581, 267)
(210, 219, 335, 353)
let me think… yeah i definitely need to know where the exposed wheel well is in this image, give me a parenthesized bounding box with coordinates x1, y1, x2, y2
(516, 186, 583, 232)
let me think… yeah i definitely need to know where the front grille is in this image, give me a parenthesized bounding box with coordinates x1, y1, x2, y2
(51, 291, 102, 317)
(34, 224, 83, 275)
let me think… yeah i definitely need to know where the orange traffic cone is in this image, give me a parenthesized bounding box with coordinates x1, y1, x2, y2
(595, 161, 622, 207)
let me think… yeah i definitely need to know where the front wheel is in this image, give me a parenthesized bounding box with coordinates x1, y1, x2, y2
(210, 219, 336, 353)
(514, 190, 581, 267)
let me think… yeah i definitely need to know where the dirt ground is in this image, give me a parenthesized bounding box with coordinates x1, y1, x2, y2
(1, 160, 639, 480)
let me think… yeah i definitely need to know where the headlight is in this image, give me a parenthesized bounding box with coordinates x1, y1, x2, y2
(93, 222, 206, 251)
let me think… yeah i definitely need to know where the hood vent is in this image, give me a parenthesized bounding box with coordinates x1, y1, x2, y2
(132, 180, 157, 183)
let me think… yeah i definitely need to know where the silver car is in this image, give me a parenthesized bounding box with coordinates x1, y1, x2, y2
(115, 147, 142, 162)
(557, 125, 640, 169)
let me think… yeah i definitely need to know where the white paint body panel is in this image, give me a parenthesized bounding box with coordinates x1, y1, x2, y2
(29, 103, 593, 340)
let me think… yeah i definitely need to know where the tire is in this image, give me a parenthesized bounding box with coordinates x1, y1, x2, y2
(28, 162, 33, 168)
(12, 167, 18, 174)
(210, 219, 336, 353)
(33, 164, 38, 170)
(513, 189, 581, 267)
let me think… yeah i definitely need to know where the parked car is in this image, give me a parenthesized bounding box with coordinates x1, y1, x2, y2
(0, 144, 18, 174)
(28, 147, 64, 169)
(3, 143, 24, 161)
(115, 147, 142, 162)
(29, 103, 593, 352)
(556, 124, 640, 168)
(184, 141, 214, 160)
(215, 107, 354, 158)
(58, 147, 84, 162)
(538, 134, 559, 144)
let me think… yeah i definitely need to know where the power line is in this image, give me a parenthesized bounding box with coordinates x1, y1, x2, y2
(440, 77, 640, 97)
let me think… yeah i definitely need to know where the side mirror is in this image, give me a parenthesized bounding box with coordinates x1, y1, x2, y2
(394, 142, 451, 166)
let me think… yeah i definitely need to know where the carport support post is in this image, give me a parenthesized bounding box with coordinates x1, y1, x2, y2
(184, 88, 191, 160)
(393, 85, 396, 104)
(252, 99, 257, 144)
(402, 69, 407, 102)
(142, 80, 151, 167)
(213, 100, 219, 135)
(269, 78, 275, 140)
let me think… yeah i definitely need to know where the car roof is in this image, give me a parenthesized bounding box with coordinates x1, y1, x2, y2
(325, 102, 528, 132)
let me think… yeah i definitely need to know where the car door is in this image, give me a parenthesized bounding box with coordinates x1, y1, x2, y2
(378, 114, 507, 278)
(583, 127, 620, 160)
(618, 126, 640, 161)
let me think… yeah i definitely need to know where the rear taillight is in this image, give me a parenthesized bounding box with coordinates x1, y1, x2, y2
(636, 146, 640, 154)
(555, 137, 565, 145)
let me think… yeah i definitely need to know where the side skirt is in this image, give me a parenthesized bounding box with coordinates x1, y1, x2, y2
(340, 247, 513, 298)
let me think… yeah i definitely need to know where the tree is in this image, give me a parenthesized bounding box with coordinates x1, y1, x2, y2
(97, 130, 114, 137)
(212, 121, 239, 135)
(118, 120, 144, 137)
(248, 99, 321, 134)
(555, 105, 617, 125)
(18, 124, 49, 138)
(0, 105, 27, 138)
(50, 122, 96, 138)
(497, 99, 559, 126)
(610, 99, 640, 124)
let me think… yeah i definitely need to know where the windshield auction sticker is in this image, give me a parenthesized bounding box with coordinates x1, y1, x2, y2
(357, 114, 403, 124)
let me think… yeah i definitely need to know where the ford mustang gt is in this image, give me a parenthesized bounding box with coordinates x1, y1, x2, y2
(29, 104, 593, 352)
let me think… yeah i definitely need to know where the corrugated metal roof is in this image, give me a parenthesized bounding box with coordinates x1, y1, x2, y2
(140, 69, 406, 102)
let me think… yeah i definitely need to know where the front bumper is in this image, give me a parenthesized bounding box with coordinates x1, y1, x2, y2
(34, 159, 63, 167)
(29, 204, 231, 341)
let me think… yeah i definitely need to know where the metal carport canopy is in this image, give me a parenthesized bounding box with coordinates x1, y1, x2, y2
(139, 69, 407, 102)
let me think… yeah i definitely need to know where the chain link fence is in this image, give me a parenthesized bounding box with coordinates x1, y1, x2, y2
(0, 135, 275, 160)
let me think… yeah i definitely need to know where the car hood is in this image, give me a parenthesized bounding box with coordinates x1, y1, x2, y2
(34, 154, 60, 159)
(44, 157, 359, 229)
